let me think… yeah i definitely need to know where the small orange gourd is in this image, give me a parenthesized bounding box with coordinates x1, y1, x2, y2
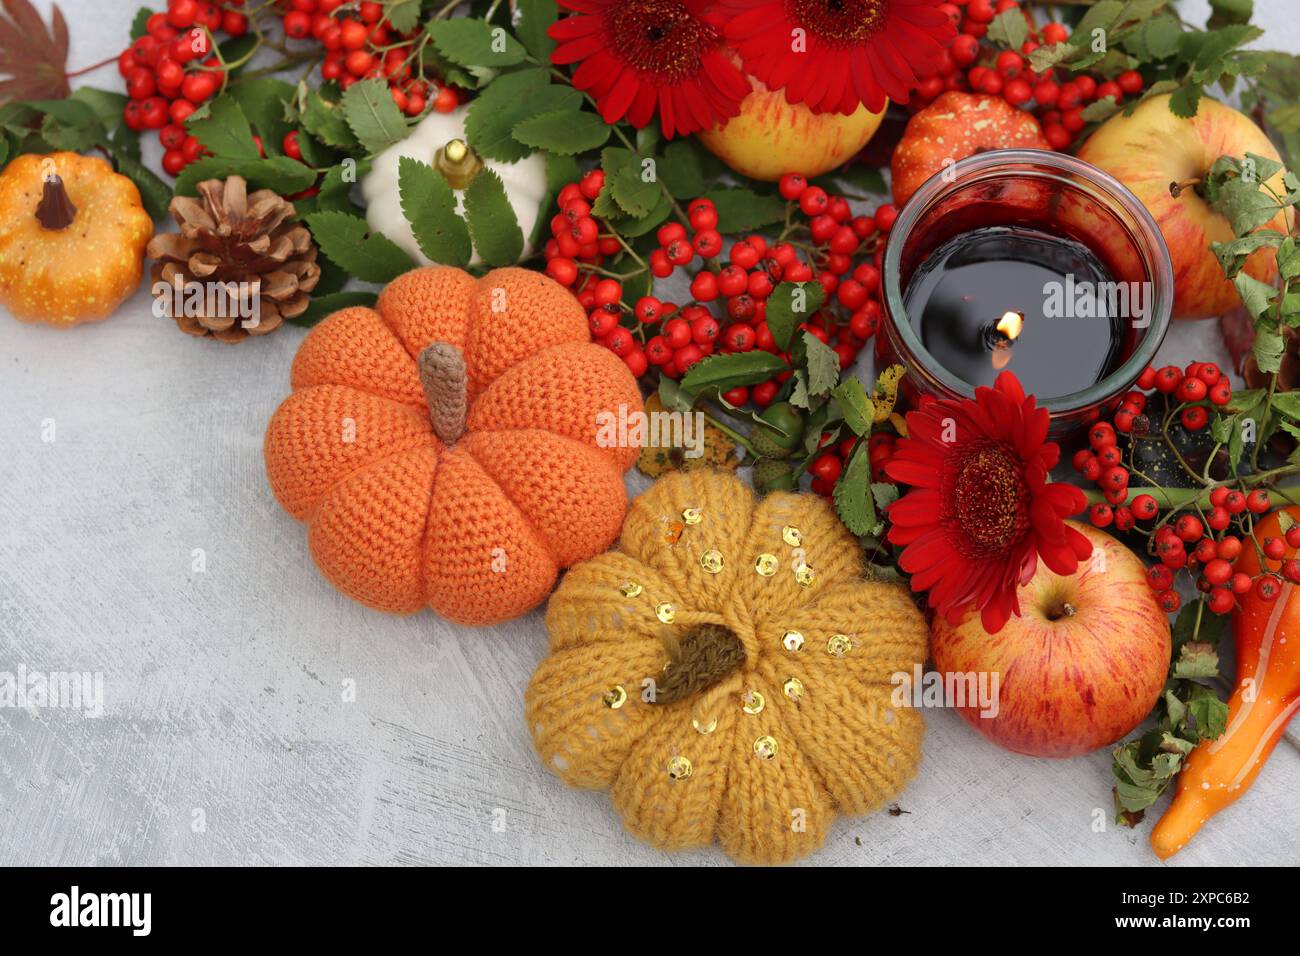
(0, 152, 153, 325)
(264, 265, 642, 626)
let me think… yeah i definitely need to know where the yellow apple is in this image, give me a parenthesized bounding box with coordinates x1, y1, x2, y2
(1076, 95, 1292, 320)
(930, 522, 1170, 758)
(697, 74, 885, 182)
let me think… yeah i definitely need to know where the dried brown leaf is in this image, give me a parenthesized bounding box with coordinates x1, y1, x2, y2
(0, 0, 70, 104)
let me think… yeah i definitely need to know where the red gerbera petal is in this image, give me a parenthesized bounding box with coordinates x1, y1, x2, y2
(885, 371, 1093, 634)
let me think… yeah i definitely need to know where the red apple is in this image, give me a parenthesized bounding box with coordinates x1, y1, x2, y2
(697, 73, 885, 182)
(1077, 95, 1292, 320)
(931, 521, 1170, 758)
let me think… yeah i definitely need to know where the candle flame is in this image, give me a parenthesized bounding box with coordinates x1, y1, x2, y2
(996, 310, 1024, 341)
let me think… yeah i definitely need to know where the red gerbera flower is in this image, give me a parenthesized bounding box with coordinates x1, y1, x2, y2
(549, 0, 750, 138)
(714, 0, 955, 114)
(885, 372, 1092, 634)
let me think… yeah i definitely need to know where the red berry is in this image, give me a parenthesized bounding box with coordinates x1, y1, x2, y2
(1224, 490, 1247, 514)
(1256, 575, 1283, 602)
(1175, 514, 1203, 542)
(722, 323, 756, 352)
(1218, 536, 1242, 560)
(1207, 588, 1235, 615)
(1263, 536, 1287, 561)
(284, 10, 312, 37)
(645, 336, 672, 366)
(1156, 589, 1182, 613)
(1206, 506, 1231, 532)
(1194, 537, 1218, 564)
(159, 123, 186, 150)
(1088, 422, 1117, 449)
(751, 380, 779, 407)
(721, 386, 749, 406)
(1004, 78, 1032, 106)
(690, 270, 719, 302)
(687, 198, 718, 232)
(1097, 445, 1123, 468)
(545, 257, 577, 286)
(875, 204, 897, 232)
(690, 315, 720, 346)
(1247, 489, 1271, 514)
(1231, 572, 1253, 595)
(1136, 365, 1157, 390)
(1117, 70, 1144, 95)
(1147, 564, 1173, 592)
(161, 147, 186, 176)
(799, 186, 829, 217)
(1131, 494, 1158, 521)
(588, 307, 618, 338)
(1283, 559, 1300, 584)
(1180, 406, 1209, 431)
(1089, 503, 1113, 528)
(1114, 506, 1135, 532)
(1176, 376, 1208, 403)
(1154, 366, 1182, 393)
(125, 67, 156, 100)
(809, 453, 844, 483)
(778, 173, 807, 200)
(1203, 558, 1233, 586)
(951, 33, 980, 66)
(1102, 466, 1128, 491)
(663, 318, 692, 349)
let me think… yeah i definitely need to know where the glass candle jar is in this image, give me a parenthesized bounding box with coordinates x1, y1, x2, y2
(876, 149, 1173, 437)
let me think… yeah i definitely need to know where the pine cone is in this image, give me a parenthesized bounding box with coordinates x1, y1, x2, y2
(147, 176, 320, 343)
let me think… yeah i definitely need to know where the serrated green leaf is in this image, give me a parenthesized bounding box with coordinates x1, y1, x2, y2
(111, 152, 171, 219)
(130, 7, 151, 39)
(704, 187, 785, 233)
(765, 282, 826, 352)
(986, 9, 1028, 50)
(515, 0, 558, 61)
(341, 77, 409, 155)
(833, 378, 874, 436)
(186, 95, 260, 159)
(173, 155, 317, 196)
(513, 109, 611, 155)
(1081, 97, 1122, 123)
(1237, 271, 1279, 321)
(1167, 82, 1203, 118)
(464, 69, 581, 163)
(427, 18, 527, 69)
(1188, 695, 1229, 739)
(1172, 641, 1220, 678)
(801, 331, 840, 398)
(1028, 41, 1077, 74)
(306, 211, 415, 283)
(385, 0, 422, 32)
(613, 191, 673, 237)
(288, 290, 379, 328)
(463, 168, 523, 266)
(229, 78, 296, 154)
(680, 351, 789, 392)
(299, 89, 356, 148)
(658, 139, 705, 198)
(398, 157, 472, 268)
(833, 443, 875, 535)
(1075, 0, 1125, 41)
(600, 146, 658, 218)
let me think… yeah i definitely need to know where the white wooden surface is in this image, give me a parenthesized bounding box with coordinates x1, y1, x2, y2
(1, 0, 1298, 867)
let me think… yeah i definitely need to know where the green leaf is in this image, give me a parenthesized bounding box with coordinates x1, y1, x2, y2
(1188, 695, 1229, 739)
(1075, 0, 1125, 39)
(601, 146, 659, 218)
(229, 78, 296, 154)
(186, 95, 261, 159)
(288, 290, 379, 328)
(300, 88, 357, 149)
(1081, 97, 1122, 123)
(1237, 272, 1279, 320)
(513, 109, 611, 155)
(305, 211, 415, 284)
(341, 77, 409, 155)
(130, 7, 151, 39)
(986, 9, 1029, 50)
(465, 69, 580, 163)
(704, 187, 785, 233)
(1279, 237, 1300, 280)
(385, 0, 422, 32)
(657, 139, 706, 198)
(833, 378, 875, 436)
(112, 152, 171, 220)
(680, 351, 789, 392)
(1029, 42, 1078, 73)
(834, 443, 876, 536)
(173, 155, 317, 196)
(801, 331, 840, 398)
(1168, 82, 1203, 118)
(765, 282, 826, 351)
(1172, 642, 1220, 679)
(1208, 0, 1253, 27)
(463, 169, 523, 266)
(398, 157, 472, 268)
(427, 19, 527, 69)
(613, 191, 673, 237)
(515, 0, 558, 61)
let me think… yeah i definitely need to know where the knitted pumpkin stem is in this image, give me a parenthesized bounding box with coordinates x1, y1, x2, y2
(654, 623, 745, 705)
(419, 342, 468, 445)
(36, 174, 77, 230)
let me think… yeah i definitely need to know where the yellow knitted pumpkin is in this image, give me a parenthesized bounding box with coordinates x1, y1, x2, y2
(526, 470, 928, 865)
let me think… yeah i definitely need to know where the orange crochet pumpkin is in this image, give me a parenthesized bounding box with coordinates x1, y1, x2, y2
(264, 266, 642, 625)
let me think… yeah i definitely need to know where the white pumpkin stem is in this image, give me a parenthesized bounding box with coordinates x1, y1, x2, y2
(418, 342, 468, 445)
(435, 139, 483, 190)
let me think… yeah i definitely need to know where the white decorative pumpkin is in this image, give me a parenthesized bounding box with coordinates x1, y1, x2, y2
(361, 106, 547, 267)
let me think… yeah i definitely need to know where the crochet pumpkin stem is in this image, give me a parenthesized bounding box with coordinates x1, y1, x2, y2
(419, 342, 468, 445)
(654, 623, 745, 705)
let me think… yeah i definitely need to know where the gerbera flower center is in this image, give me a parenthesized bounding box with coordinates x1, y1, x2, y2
(608, 0, 716, 82)
(950, 443, 1029, 554)
(785, 0, 886, 46)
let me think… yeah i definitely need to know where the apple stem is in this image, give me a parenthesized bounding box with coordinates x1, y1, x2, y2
(1169, 178, 1203, 199)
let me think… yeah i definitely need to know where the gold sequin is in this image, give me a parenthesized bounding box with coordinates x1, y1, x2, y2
(783, 678, 804, 702)
(655, 602, 676, 624)
(827, 633, 853, 657)
(755, 553, 778, 576)
(667, 755, 693, 779)
(665, 522, 684, 545)
(742, 690, 765, 715)
(682, 508, 702, 525)
(782, 526, 802, 547)
(602, 685, 627, 709)
(782, 630, 805, 652)
(795, 564, 816, 588)
(619, 582, 644, 598)
(700, 549, 724, 573)
(754, 735, 779, 760)
(692, 716, 717, 735)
